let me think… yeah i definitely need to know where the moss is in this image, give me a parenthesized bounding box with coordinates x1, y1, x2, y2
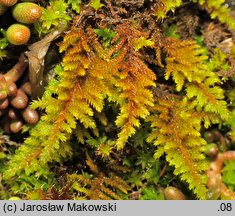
(1, 0, 235, 200)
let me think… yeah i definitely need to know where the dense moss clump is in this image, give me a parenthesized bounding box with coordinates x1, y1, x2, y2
(0, 0, 235, 200)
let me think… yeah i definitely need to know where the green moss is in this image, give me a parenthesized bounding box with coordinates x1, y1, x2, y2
(1, 0, 235, 200)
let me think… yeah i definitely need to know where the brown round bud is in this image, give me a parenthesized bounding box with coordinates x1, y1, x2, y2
(21, 82, 32, 96)
(10, 120, 23, 133)
(0, 98, 9, 109)
(8, 108, 19, 120)
(10, 89, 28, 109)
(0, 0, 17, 7)
(206, 143, 219, 159)
(7, 81, 17, 97)
(22, 106, 39, 124)
(164, 186, 186, 200)
(0, 91, 7, 100)
(204, 132, 215, 143)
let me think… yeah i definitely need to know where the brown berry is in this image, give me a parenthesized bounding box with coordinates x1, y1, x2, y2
(21, 82, 32, 96)
(10, 120, 23, 133)
(164, 186, 186, 200)
(0, 91, 7, 100)
(206, 143, 219, 159)
(7, 81, 17, 97)
(0, 98, 9, 109)
(6, 24, 30, 45)
(10, 89, 28, 109)
(12, 2, 42, 24)
(8, 108, 19, 120)
(0, 74, 7, 99)
(0, 0, 17, 7)
(22, 106, 39, 124)
(204, 131, 215, 143)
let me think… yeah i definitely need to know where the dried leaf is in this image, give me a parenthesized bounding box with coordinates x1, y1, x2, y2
(25, 24, 67, 99)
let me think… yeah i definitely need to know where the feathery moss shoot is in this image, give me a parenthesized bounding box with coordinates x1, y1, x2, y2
(0, 0, 235, 200)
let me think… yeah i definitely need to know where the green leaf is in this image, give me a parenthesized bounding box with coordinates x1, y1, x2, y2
(90, 0, 104, 10)
(133, 36, 154, 51)
(0, 37, 8, 50)
(164, 24, 180, 39)
(0, 152, 6, 159)
(136, 153, 155, 169)
(0, 29, 8, 52)
(94, 28, 116, 47)
(67, 0, 82, 13)
(140, 185, 164, 200)
(222, 160, 235, 190)
(36, 0, 71, 34)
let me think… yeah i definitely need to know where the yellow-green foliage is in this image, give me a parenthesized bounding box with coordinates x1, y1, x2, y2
(147, 38, 229, 199)
(35, 0, 71, 35)
(3, 23, 156, 179)
(163, 38, 229, 122)
(192, 0, 235, 30)
(154, 0, 182, 19)
(69, 154, 130, 199)
(147, 93, 209, 199)
(157, 0, 235, 30)
(89, 0, 104, 10)
(227, 89, 235, 142)
(113, 24, 156, 149)
(2, 0, 234, 200)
